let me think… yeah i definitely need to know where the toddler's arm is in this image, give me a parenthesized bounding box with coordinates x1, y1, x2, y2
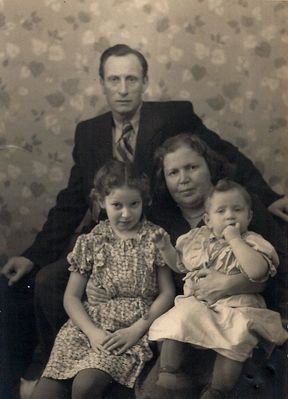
(151, 228, 181, 273)
(223, 224, 269, 281)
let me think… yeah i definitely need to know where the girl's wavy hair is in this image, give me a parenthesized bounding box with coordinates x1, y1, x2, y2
(90, 160, 151, 208)
(152, 133, 234, 207)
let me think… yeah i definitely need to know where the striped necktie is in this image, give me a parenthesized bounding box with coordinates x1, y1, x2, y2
(116, 121, 134, 162)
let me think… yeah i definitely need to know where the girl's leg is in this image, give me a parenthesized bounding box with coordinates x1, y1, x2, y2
(72, 368, 113, 399)
(30, 377, 70, 399)
(157, 339, 191, 389)
(200, 354, 243, 398)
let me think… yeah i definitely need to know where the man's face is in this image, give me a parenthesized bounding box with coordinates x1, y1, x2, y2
(100, 54, 148, 121)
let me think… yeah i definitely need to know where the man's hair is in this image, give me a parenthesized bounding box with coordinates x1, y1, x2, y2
(91, 159, 151, 206)
(205, 178, 252, 212)
(99, 44, 148, 79)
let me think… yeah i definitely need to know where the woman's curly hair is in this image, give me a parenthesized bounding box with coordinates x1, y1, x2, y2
(151, 133, 234, 208)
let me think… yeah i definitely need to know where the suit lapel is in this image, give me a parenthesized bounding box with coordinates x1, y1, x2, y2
(134, 103, 164, 174)
(90, 112, 113, 165)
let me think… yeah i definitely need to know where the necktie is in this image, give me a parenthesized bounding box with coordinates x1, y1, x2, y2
(116, 121, 134, 162)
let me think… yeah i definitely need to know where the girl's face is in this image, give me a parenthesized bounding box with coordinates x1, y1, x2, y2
(101, 186, 143, 235)
(205, 189, 252, 238)
(163, 146, 213, 210)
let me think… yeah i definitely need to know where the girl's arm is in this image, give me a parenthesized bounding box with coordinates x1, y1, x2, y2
(102, 265, 175, 354)
(223, 224, 268, 281)
(64, 272, 110, 348)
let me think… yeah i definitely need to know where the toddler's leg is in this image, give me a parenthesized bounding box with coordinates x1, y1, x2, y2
(30, 377, 70, 399)
(72, 368, 113, 399)
(157, 339, 191, 390)
(200, 354, 243, 398)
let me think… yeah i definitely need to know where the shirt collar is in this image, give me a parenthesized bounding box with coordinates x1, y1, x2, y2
(113, 103, 142, 133)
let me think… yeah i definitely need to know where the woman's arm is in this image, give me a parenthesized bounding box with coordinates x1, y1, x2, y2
(102, 266, 175, 354)
(194, 268, 266, 305)
(64, 272, 110, 349)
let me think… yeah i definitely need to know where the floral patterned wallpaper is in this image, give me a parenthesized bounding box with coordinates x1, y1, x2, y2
(0, 0, 287, 262)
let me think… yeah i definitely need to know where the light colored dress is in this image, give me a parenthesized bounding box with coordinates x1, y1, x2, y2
(149, 226, 288, 362)
(43, 219, 165, 388)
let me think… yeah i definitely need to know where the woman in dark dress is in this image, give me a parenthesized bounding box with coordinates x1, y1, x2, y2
(136, 133, 287, 399)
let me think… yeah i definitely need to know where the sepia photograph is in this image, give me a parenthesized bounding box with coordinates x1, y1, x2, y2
(0, 1, 287, 398)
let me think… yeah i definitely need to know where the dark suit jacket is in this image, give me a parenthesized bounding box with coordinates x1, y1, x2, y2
(22, 101, 280, 267)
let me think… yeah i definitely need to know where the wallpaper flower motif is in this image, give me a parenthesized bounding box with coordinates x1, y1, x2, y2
(0, 0, 287, 261)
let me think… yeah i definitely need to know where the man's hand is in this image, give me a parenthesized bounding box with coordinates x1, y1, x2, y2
(268, 196, 288, 222)
(86, 279, 111, 305)
(1, 256, 34, 286)
(222, 223, 241, 243)
(151, 228, 171, 251)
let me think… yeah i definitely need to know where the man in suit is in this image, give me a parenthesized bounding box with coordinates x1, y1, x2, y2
(0, 44, 287, 399)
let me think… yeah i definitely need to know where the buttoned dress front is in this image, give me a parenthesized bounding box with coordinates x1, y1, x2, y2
(43, 220, 165, 388)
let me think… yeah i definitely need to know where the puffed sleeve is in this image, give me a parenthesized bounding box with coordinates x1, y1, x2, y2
(67, 233, 94, 277)
(154, 246, 167, 268)
(176, 226, 210, 272)
(240, 232, 279, 282)
(175, 232, 191, 272)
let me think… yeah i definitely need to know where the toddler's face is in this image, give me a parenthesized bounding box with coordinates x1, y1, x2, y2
(205, 189, 252, 238)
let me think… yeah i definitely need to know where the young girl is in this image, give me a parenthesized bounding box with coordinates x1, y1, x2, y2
(31, 160, 175, 399)
(149, 179, 288, 399)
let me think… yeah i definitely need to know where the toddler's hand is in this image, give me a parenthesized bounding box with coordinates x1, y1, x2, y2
(223, 223, 241, 243)
(151, 228, 171, 250)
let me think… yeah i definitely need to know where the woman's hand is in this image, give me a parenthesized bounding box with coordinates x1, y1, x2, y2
(193, 268, 231, 305)
(86, 279, 111, 305)
(102, 324, 143, 355)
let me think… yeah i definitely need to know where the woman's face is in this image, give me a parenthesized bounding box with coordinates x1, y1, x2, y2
(163, 145, 213, 210)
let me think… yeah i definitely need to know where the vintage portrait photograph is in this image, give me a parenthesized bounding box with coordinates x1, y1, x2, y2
(0, 1, 287, 398)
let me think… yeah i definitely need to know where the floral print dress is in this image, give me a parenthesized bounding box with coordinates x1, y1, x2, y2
(43, 220, 165, 388)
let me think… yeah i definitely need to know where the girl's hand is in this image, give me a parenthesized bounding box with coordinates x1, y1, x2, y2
(86, 280, 111, 305)
(102, 325, 143, 355)
(87, 327, 112, 353)
(151, 228, 171, 251)
(223, 223, 241, 243)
